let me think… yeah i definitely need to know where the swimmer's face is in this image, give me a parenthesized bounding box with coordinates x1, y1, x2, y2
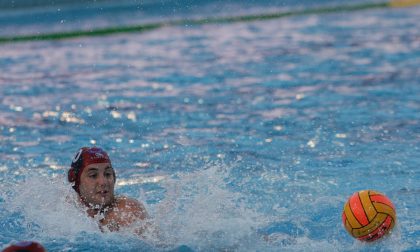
(79, 163, 115, 208)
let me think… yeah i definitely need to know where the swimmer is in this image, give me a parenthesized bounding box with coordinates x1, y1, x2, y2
(2, 241, 45, 252)
(68, 147, 149, 235)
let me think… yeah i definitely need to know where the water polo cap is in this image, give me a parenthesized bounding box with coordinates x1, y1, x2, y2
(2, 241, 46, 252)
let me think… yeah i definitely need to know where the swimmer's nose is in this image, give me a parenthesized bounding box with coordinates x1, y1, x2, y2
(97, 173, 108, 186)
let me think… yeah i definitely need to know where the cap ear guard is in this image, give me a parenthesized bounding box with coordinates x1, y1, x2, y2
(68, 167, 76, 183)
(69, 148, 85, 184)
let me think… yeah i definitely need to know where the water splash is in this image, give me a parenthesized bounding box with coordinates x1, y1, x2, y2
(0, 172, 165, 251)
(150, 162, 269, 251)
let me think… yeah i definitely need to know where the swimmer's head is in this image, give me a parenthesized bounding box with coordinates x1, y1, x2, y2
(2, 241, 46, 252)
(68, 147, 114, 193)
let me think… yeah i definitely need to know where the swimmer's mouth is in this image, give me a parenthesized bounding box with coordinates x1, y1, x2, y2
(97, 190, 109, 196)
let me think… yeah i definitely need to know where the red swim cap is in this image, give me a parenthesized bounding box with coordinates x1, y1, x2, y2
(2, 241, 45, 252)
(68, 147, 112, 193)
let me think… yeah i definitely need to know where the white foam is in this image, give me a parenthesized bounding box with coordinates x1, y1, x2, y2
(1, 164, 410, 251)
(147, 162, 271, 250)
(5, 175, 100, 239)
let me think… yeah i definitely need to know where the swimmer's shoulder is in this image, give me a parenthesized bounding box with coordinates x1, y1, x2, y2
(115, 196, 148, 220)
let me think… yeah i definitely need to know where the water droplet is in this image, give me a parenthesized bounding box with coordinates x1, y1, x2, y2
(127, 112, 136, 121)
(110, 111, 122, 118)
(296, 94, 304, 100)
(274, 125, 283, 131)
(335, 133, 347, 138)
(307, 140, 316, 148)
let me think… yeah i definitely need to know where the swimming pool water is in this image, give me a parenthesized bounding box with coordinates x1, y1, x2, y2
(0, 1, 419, 251)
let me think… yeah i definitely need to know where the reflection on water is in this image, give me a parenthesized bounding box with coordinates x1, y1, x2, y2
(0, 2, 419, 251)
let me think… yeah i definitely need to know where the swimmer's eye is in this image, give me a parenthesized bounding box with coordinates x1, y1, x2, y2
(88, 173, 98, 178)
(105, 172, 113, 177)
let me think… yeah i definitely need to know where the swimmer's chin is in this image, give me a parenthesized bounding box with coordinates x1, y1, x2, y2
(85, 198, 114, 210)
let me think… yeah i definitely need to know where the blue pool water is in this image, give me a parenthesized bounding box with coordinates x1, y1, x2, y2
(0, 1, 419, 251)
